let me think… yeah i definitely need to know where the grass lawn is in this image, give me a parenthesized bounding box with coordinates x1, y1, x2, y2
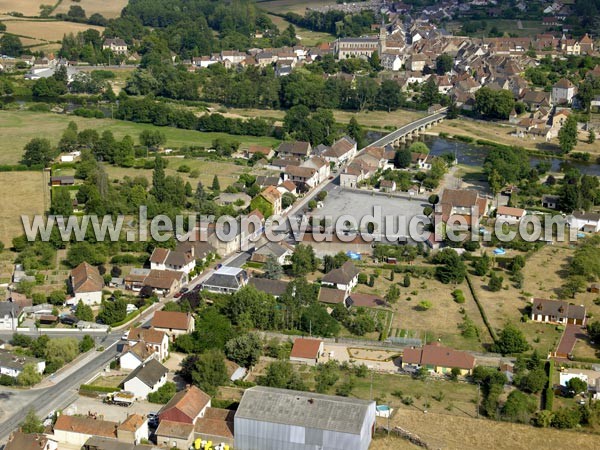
(216, 106, 426, 131)
(0, 110, 281, 165)
(103, 158, 275, 190)
(91, 375, 127, 388)
(372, 408, 600, 450)
(257, 0, 339, 15)
(0, 170, 47, 245)
(266, 13, 334, 46)
(470, 242, 600, 354)
(53, 0, 128, 18)
(354, 266, 490, 351)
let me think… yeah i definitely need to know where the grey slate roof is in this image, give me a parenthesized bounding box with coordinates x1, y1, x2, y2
(236, 386, 374, 435)
(203, 267, 248, 290)
(0, 349, 43, 371)
(532, 298, 586, 321)
(248, 278, 289, 297)
(122, 359, 168, 388)
(322, 261, 360, 285)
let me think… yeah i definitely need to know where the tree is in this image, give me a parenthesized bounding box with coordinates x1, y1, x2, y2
(17, 363, 42, 386)
(79, 335, 95, 353)
(488, 271, 503, 292)
(566, 377, 587, 396)
(588, 130, 596, 144)
(588, 321, 600, 342)
(403, 273, 411, 287)
(519, 367, 548, 393)
(420, 77, 439, 106)
(560, 276, 586, 299)
(225, 333, 263, 368)
(501, 390, 536, 423)
(148, 381, 177, 404)
(433, 249, 466, 284)
(0, 34, 23, 56)
(347, 117, 365, 148)
(260, 360, 306, 391)
(291, 244, 317, 276)
(263, 255, 283, 280)
(96, 298, 127, 325)
(50, 188, 74, 216)
(300, 304, 340, 337)
(189, 349, 228, 396)
(151, 156, 166, 202)
(368, 50, 382, 71)
(67, 5, 86, 18)
(385, 283, 400, 304)
(493, 323, 530, 355)
(558, 115, 578, 154)
(394, 148, 412, 168)
(473, 252, 490, 276)
(435, 53, 453, 74)
(22, 138, 55, 167)
(315, 361, 340, 393)
(139, 130, 166, 150)
(475, 87, 515, 120)
(20, 409, 44, 433)
(551, 407, 581, 429)
(211, 175, 221, 192)
(376, 80, 403, 112)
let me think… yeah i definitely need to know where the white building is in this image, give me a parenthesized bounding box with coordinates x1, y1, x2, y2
(496, 206, 526, 224)
(122, 359, 169, 400)
(120, 341, 157, 371)
(69, 262, 103, 305)
(0, 349, 45, 378)
(0, 302, 22, 330)
(126, 327, 170, 361)
(235, 386, 376, 450)
(551, 78, 577, 105)
(321, 261, 360, 295)
(569, 212, 600, 233)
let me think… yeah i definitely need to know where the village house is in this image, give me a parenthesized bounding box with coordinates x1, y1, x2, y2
(50, 176, 75, 186)
(552, 78, 577, 105)
(149, 247, 195, 277)
(158, 385, 212, 424)
(69, 262, 104, 306)
(380, 179, 396, 192)
(124, 269, 185, 297)
(323, 136, 358, 167)
(301, 156, 331, 184)
(244, 145, 274, 159)
(530, 298, 587, 326)
(116, 414, 150, 446)
(401, 343, 476, 376)
(5, 431, 57, 450)
(202, 266, 248, 293)
(321, 261, 360, 295)
(53, 415, 119, 447)
(277, 179, 297, 196)
(0, 349, 45, 378)
(121, 359, 169, 400)
(522, 90, 552, 110)
(119, 341, 157, 371)
(102, 38, 128, 54)
(285, 165, 319, 188)
(155, 420, 195, 449)
(194, 407, 235, 448)
(569, 212, 600, 233)
(542, 194, 560, 210)
(318, 286, 349, 306)
(125, 328, 169, 361)
(259, 185, 283, 215)
(496, 206, 526, 224)
(250, 241, 293, 265)
(290, 338, 324, 366)
(277, 141, 312, 159)
(0, 302, 23, 330)
(436, 189, 488, 228)
(151, 311, 195, 339)
(248, 278, 289, 299)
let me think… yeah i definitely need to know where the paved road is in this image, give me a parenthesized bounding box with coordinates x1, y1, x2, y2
(0, 336, 120, 443)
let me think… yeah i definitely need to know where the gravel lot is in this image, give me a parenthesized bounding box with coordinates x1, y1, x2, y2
(66, 396, 160, 423)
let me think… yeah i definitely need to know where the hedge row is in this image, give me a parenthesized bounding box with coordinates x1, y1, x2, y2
(79, 384, 119, 393)
(0, 164, 44, 171)
(465, 275, 497, 342)
(543, 359, 555, 411)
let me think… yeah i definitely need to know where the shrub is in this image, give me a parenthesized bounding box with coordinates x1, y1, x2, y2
(452, 289, 465, 303)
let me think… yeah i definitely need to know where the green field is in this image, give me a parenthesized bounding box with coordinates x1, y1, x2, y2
(0, 110, 280, 165)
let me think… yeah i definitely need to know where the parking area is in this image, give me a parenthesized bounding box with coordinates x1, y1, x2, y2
(66, 396, 160, 423)
(313, 187, 428, 237)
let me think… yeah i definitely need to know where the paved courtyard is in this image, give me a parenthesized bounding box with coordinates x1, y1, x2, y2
(312, 187, 429, 239)
(66, 396, 159, 423)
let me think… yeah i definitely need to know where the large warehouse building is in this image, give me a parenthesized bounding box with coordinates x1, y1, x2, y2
(234, 386, 376, 450)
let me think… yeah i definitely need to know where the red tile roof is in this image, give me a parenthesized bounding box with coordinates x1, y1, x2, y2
(54, 415, 118, 438)
(70, 262, 103, 293)
(159, 386, 211, 423)
(290, 338, 323, 360)
(402, 343, 475, 370)
(152, 311, 192, 331)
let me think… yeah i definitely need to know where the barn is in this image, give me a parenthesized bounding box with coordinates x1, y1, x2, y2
(234, 386, 376, 450)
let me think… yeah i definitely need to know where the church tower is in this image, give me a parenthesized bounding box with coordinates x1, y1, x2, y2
(379, 21, 387, 53)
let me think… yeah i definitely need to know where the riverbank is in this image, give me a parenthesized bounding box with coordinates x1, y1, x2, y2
(431, 117, 599, 158)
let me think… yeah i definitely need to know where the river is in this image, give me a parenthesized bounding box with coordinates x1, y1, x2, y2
(364, 130, 600, 176)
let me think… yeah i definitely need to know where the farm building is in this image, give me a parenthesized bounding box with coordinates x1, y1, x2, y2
(289, 338, 324, 365)
(234, 386, 376, 450)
